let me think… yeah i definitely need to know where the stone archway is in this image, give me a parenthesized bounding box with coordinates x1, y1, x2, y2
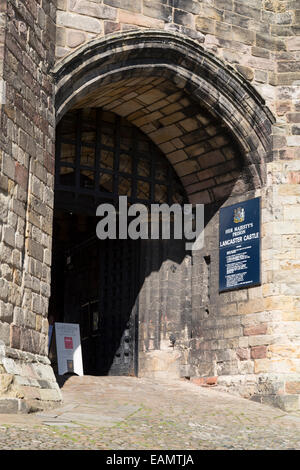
(0, 0, 298, 414)
(50, 29, 280, 397)
(53, 31, 274, 195)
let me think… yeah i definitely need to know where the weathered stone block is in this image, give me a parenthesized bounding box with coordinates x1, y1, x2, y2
(17, 385, 40, 401)
(238, 299, 264, 315)
(285, 381, 300, 394)
(0, 373, 14, 393)
(0, 323, 10, 346)
(239, 360, 255, 375)
(232, 25, 255, 45)
(195, 16, 215, 34)
(236, 347, 250, 360)
(66, 30, 87, 48)
(254, 358, 270, 373)
(2, 357, 20, 375)
(269, 394, 300, 412)
(0, 398, 19, 413)
(56, 11, 102, 33)
(236, 65, 254, 81)
(143, 0, 172, 22)
(69, 0, 117, 21)
(0, 301, 13, 323)
(39, 388, 62, 401)
(119, 10, 164, 28)
(2, 226, 15, 247)
(215, 0, 233, 11)
(174, 9, 195, 28)
(104, 0, 141, 13)
(234, 2, 261, 20)
(215, 20, 232, 40)
(244, 324, 268, 336)
(287, 37, 300, 51)
(248, 335, 274, 347)
(26, 239, 44, 262)
(251, 345, 267, 359)
(224, 11, 251, 28)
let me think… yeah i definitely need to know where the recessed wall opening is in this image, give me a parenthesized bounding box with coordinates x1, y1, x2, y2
(49, 108, 187, 376)
(51, 64, 261, 380)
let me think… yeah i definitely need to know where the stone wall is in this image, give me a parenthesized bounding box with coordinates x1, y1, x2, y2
(54, 1, 297, 108)
(51, 0, 300, 410)
(0, 0, 298, 411)
(0, 1, 6, 109)
(138, 239, 192, 379)
(0, 0, 61, 410)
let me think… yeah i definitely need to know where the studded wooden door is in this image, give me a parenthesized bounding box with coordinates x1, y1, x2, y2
(64, 236, 140, 376)
(97, 237, 140, 376)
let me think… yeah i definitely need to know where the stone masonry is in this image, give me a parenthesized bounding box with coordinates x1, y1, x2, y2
(0, 0, 61, 410)
(0, 0, 299, 412)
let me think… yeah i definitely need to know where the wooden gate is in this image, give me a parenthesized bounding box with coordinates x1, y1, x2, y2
(64, 237, 140, 376)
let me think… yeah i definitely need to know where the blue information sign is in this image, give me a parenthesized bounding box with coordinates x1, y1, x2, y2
(219, 197, 261, 292)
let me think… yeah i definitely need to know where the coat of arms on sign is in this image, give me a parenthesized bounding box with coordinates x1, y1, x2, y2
(233, 207, 245, 224)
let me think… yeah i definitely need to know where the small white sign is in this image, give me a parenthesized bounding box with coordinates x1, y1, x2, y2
(55, 322, 84, 376)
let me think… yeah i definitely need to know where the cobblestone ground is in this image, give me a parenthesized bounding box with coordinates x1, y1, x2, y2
(0, 376, 299, 450)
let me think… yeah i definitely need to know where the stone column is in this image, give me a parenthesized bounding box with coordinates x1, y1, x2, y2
(137, 212, 192, 379)
(0, 0, 61, 412)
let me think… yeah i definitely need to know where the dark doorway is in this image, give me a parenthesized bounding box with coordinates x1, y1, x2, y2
(64, 236, 140, 376)
(49, 212, 141, 376)
(50, 108, 187, 377)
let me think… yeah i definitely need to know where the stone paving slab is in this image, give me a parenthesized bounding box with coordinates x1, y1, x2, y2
(0, 376, 299, 450)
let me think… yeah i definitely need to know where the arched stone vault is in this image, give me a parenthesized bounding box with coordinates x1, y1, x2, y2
(0, 0, 299, 414)
(49, 28, 295, 405)
(53, 30, 275, 204)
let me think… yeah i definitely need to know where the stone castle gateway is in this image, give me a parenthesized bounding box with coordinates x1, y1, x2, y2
(0, 0, 299, 412)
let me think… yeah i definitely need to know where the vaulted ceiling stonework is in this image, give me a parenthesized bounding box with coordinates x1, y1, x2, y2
(54, 31, 274, 209)
(72, 75, 243, 204)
